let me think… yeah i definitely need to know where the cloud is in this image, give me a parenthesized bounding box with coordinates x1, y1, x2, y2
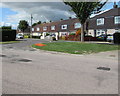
(2, 2, 75, 26)
(1, 1, 114, 29)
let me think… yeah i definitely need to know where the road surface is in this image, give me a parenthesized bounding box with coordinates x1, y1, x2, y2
(1, 39, 118, 94)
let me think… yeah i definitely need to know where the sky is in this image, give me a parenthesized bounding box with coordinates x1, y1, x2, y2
(0, 1, 120, 29)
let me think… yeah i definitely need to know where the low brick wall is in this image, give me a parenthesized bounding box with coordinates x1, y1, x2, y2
(62, 35, 97, 41)
(65, 35, 80, 41)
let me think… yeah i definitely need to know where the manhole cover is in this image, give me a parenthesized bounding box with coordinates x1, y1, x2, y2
(29, 49, 36, 51)
(8, 47, 13, 48)
(109, 55, 115, 57)
(0, 54, 7, 57)
(97, 67, 110, 71)
(18, 59, 32, 62)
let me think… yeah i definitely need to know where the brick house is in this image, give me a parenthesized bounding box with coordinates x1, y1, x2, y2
(32, 3, 120, 40)
(87, 6, 120, 37)
(32, 18, 81, 40)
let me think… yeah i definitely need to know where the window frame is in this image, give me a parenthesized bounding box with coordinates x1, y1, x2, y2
(97, 18, 105, 26)
(96, 29, 105, 36)
(74, 22, 81, 29)
(114, 16, 120, 24)
(61, 24, 67, 30)
(36, 27, 40, 31)
(43, 26, 47, 31)
(51, 26, 55, 30)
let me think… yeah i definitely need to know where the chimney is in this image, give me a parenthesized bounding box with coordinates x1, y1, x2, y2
(113, 2, 118, 8)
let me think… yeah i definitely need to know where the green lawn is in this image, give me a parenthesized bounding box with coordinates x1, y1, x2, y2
(32, 42, 119, 54)
(0, 41, 20, 44)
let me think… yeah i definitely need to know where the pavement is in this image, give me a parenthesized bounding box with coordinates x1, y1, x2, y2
(1, 38, 119, 94)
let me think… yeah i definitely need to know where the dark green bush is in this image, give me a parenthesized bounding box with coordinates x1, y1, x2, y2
(113, 32, 120, 44)
(0, 28, 16, 41)
(46, 33, 50, 36)
(69, 33, 75, 35)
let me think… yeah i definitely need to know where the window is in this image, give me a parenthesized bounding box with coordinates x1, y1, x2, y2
(114, 16, 120, 24)
(61, 24, 67, 30)
(74, 23, 81, 28)
(32, 28, 34, 31)
(43, 27, 47, 31)
(37, 27, 40, 31)
(51, 26, 55, 30)
(97, 18, 104, 25)
(96, 29, 105, 36)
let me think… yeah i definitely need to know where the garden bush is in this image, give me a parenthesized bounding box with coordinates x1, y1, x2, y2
(0, 28, 16, 41)
(113, 32, 120, 44)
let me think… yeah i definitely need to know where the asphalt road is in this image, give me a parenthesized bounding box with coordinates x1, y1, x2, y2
(1, 39, 119, 94)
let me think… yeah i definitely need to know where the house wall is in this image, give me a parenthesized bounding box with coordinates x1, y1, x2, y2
(32, 18, 81, 39)
(107, 29, 116, 34)
(87, 7, 120, 37)
(88, 30, 95, 37)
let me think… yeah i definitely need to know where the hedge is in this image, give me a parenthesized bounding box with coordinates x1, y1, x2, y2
(0, 29, 16, 41)
(113, 32, 120, 44)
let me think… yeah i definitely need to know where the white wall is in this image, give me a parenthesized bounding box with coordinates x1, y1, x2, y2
(41, 32, 46, 39)
(88, 30, 94, 37)
(107, 29, 116, 35)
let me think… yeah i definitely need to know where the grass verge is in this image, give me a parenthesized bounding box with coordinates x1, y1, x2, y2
(0, 41, 20, 44)
(32, 42, 119, 54)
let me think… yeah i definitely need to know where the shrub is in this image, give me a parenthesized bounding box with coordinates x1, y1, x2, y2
(75, 29, 81, 36)
(0, 28, 16, 41)
(52, 37, 56, 41)
(113, 32, 120, 44)
(69, 33, 75, 35)
(46, 33, 50, 36)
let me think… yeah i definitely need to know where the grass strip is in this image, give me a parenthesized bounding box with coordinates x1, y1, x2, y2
(32, 42, 119, 54)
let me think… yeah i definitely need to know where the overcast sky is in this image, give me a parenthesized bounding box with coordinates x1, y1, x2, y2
(0, 1, 119, 29)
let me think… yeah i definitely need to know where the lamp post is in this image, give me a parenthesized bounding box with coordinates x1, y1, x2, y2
(30, 14, 33, 38)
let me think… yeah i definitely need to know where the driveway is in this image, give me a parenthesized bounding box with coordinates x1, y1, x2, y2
(1, 39, 118, 94)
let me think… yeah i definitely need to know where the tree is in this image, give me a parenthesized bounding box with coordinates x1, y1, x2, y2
(64, 1, 107, 42)
(32, 21, 41, 26)
(60, 18, 63, 20)
(32, 23, 37, 26)
(37, 21, 42, 24)
(18, 20, 29, 33)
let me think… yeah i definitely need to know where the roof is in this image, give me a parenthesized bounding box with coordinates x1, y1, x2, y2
(33, 18, 79, 27)
(89, 7, 120, 19)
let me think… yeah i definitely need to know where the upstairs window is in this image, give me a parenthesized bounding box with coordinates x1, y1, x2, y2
(43, 27, 47, 31)
(74, 23, 81, 28)
(97, 18, 104, 25)
(61, 24, 67, 30)
(114, 16, 120, 24)
(37, 27, 40, 31)
(51, 26, 55, 30)
(32, 28, 34, 31)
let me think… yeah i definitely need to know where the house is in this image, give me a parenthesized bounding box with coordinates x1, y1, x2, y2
(87, 4, 120, 37)
(32, 18, 81, 40)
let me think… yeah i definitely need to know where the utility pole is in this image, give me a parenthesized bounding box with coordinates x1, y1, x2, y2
(30, 14, 33, 38)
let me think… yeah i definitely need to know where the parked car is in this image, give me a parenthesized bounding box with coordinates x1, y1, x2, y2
(97, 34, 107, 41)
(107, 34, 113, 42)
(16, 34, 24, 39)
